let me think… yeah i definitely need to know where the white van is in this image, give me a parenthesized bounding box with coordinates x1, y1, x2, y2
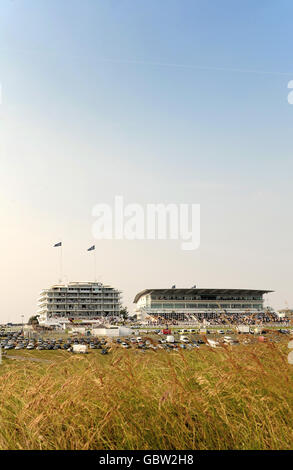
(166, 335, 175, 343)
(72, 344, 88, 354)
(180, 335, 189, 343)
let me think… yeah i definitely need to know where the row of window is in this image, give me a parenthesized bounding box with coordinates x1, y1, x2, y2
(48, 299, 120, 304)
(48, 311, 119, 317)
(150, 303, 262, 309)
(151, 296, 262, 301)
(52, 288, 115, 293)
(48, 304, 118, 310)
(46, 293, 119, 298)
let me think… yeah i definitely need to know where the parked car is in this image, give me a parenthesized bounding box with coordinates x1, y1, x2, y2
(223, 336, 234, 344)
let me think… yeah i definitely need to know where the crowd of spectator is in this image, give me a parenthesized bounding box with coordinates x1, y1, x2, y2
(145, 310, 290, 326)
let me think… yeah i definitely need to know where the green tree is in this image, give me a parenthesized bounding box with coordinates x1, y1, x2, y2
(119, 307, 129, 320)
(28, 315, 39, 326)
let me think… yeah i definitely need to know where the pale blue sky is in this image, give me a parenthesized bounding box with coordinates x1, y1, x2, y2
(0, 1, 292, 320)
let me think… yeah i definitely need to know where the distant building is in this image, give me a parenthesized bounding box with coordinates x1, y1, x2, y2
(278, 309, 293, 319)
(134, 287, 273, 322)
(37, 281, 122, 325)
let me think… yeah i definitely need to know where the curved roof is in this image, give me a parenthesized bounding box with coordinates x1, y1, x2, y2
(133, 288, 273, 303)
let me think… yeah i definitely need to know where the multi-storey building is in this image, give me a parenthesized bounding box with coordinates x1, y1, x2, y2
(134, 287, 273, 322)
(37, 282, 122, 324)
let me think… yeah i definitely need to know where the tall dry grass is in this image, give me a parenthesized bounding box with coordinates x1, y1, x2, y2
(0, 341, 292, 450)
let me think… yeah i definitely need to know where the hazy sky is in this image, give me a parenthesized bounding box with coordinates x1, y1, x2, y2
(0, 0, 292, 322)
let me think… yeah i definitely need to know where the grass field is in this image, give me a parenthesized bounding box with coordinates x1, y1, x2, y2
(0, 339, 293, 450)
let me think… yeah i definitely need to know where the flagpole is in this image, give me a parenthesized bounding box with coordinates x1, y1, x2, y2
(60, 243, 63, 283)
(94, 249, 96, 282)
(54, 241, 63, 283)
(87, 245, 96, 282)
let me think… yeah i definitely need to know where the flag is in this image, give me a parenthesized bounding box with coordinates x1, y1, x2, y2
(87, 245, 95, 251)
(54, 242, 62, 247)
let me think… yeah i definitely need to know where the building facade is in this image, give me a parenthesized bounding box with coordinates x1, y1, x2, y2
(134, 288, 273, 322)
(37, 282, 122, 324)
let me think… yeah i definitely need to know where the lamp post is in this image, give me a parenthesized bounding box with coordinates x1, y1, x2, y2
(21, 314, 24, 334)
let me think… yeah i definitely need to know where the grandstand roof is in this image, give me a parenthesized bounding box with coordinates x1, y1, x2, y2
(133, 288, 273, 303)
